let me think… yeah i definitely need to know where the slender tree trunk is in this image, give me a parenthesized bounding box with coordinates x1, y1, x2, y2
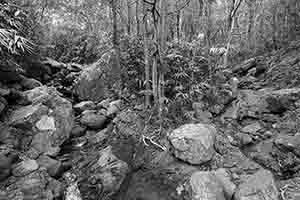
(158, 0, 167, 124)
(152, 0, 159, 104)
(224, 16, 235, 67)
(136, 0, 140, 36)
(127, 0, 132, 35)
(152, 55, 158, 104)
(224, 0, 243, 67)
(143, 1, 151, 107)
(247, 0, 255, 49)
(111, 0, 121, 91)
(176, 9, 180, 41)
(227, 0, 235, 32)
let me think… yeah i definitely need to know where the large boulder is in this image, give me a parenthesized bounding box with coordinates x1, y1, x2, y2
(0, 154, 14, 181)
(123, 163, 198, 200)
(223, 88, 300, 120)
(234, 169, 279, 200)
(4, 169, 63, 200)
(37, 155, 62, 177)
(168, 123, 216, 165)
(20, 75, 42, 90)
(9, 104, 48, 129)
(72, 146, 129, 199)
(264, 41, 300, 88)
(186, 170, 234, 200)
(247, 139, 300, 176)
(275, 134, 300, 157)
(73, 52, 120, 101)
(9, 86, 74, 157)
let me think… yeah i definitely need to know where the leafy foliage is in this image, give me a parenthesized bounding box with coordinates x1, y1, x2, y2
(0, 1, 34, 55)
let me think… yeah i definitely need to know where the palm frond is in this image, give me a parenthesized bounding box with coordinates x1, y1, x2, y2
(0, 28, 34, 54)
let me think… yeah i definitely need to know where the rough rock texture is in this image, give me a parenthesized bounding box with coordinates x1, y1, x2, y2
(73, 54, 119, 101)
(37, 156, 62, 177)
(80, 110, 106, 129)
(113, 110, 144, 138)
(168, 123, 216, 164)
(187, 171, 226, 200)
(12, 159, 39, 177)
(72, 146, 129, 200)
(0, 96, 7, 115)
(9, 104, 48, 129)
(193, 102, 213, 123)
(246, 139, 300, 176)
(73, 101, 96, 113)
(223, 88, 300, 120)
(264, 41, 300, 89)
(0, 154, 13, 181)
(8, 86, 74, 157)
(275, 134, 300, 157)
(278, 177, 300, 200)
(4, 169, 63, 200)
(106, 99, 122, 116)
(232, 57, 257, 74)
(20, 76, 43, 90)
(70, 124, 87, 138)
(63, 172, 82, 200)
(0, 61, 23, 82)
(123, 163, 198, 200)
(234, 169, 279, 200)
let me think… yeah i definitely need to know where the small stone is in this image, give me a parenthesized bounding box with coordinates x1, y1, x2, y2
(106, 100, 122, 116)
(20, 76, 42, 90)
(37, 155, 62, 177)
(73, 101, 96, 112)
(97, 99, 111, 109)
(0, 88, 10, 96)
(88, 128, 108, 144)
(12, 159, 39, 177)
(241, 122, 262, 135)
(236, 132, 253, 146)
(80, 110, 107, 129)
(71, 125, 87, 138)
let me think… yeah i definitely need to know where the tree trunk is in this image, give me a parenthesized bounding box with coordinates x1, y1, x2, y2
(136, 0, 140, 36)
(158, 0, 167, 124)
(224, 16, 235, 67)
(143, 1, 151, 108)
(111, 0, 121, 91)
(224, 0, 243, 67)
(247, 0, 255, 49)
(176, 9, 180, 41)
(127, 0, 132, 35)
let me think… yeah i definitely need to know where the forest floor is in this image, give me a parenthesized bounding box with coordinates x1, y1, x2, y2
(0, 41, 300, 200)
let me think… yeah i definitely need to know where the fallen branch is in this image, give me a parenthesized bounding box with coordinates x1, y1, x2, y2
(142, 135, 167, 151)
